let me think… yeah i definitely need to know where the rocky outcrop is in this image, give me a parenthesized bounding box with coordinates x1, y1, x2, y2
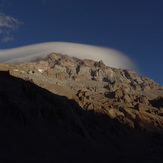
(0, 53, 163, 162)
(18, 53, 161, 91)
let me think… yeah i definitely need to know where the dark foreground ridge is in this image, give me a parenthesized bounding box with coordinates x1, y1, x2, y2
(0, 71, 163, 163)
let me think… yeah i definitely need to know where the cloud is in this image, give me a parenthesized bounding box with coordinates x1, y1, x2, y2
(0, 13, 20, 28)
(0, 12, 22, 42)
(0, 42, 136, 70)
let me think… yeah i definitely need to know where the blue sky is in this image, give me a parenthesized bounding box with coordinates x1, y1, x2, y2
(0, 0, 163, 85)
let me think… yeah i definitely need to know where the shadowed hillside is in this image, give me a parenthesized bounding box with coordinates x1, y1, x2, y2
(0, 71, 163, 163)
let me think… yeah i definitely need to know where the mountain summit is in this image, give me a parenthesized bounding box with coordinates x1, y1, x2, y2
(0, 53, 163, 162)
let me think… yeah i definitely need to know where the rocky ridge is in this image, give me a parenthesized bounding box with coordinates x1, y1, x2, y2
(0, 53, 163, 132)
(0, 53, 163, 162)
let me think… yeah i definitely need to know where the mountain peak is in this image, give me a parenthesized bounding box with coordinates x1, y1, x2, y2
(0, 53, 163, 162)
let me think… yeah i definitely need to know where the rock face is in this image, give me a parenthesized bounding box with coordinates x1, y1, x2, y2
(0, 53, 163, 162)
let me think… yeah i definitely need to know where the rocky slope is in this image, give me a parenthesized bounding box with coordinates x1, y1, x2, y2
(0, 53, 163, 162)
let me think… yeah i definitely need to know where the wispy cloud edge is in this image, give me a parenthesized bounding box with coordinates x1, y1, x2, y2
(0, 12, 22, 42)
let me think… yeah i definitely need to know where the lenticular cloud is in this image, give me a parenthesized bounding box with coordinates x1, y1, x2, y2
(0, 42, 135, 70)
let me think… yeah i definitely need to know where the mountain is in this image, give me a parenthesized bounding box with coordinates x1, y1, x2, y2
(0, 53, 163, 162)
